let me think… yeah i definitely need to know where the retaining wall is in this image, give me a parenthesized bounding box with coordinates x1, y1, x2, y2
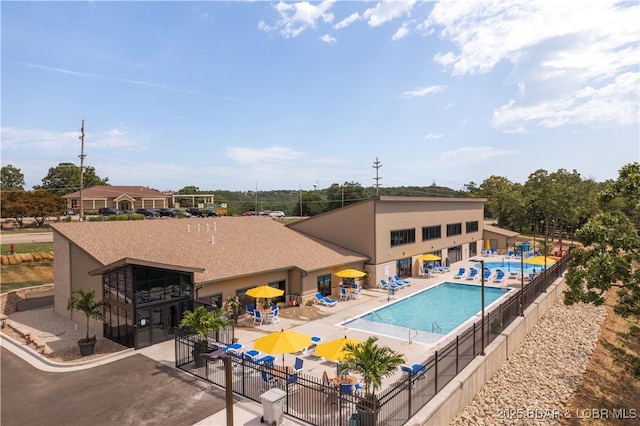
(1, 284, 55, 315)
(408, 278, 568, 426)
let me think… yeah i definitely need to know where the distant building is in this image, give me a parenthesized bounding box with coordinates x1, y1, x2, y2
(63, 186, 169, 213)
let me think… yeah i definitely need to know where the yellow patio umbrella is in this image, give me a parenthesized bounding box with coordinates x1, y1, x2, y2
(245, 285, 285, 299)
(314, 336, 363, 362)
(417, 253, 441, 262)
(485, 239, 491, 250)
(524, 256, 557, 266)
(253, 329, 313, 366)
(334, 268, 367, 278)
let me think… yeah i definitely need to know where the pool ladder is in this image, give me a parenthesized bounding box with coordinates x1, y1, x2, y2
(432, 321, 441, 333)
(408, 328, 418, 344)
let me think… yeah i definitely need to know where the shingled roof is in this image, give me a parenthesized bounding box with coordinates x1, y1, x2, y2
(51, 217, 368, 283)
(63, 186, 167, 199)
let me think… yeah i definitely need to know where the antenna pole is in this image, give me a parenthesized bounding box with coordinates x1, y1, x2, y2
(372, 157, 382, 196)
(79, 120, 86, 221)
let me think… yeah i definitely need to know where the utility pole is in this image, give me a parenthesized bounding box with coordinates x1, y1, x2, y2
(372, 157, 382, 196)
(79, 120, 86, 221)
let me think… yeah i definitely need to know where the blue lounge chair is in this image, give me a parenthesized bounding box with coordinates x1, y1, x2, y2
(454, 268, 465, 279)
(293, 357, 304, 373)
(466, 268, 478, 280)
(493, 270, 505, 284)
(401, 363, 427, 378)
(483, 269, 492, 280)
(339, 383, 353, 395)
(315, 292, 337, 307)
(379, 279, 401, 291)
(243, 349, 260, 362)
(223, 343, 243, 356)
(393, 275, 411, 286)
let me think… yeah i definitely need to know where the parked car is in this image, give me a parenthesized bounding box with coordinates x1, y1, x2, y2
(242, 211, 258, 216)
(98, 208, 121, 216)
(136, 208, 159, 217)
(201, 210, 220, 217)
(178, 210, 192, 217)
(185, 208, 201, 217)
(158, 208, 177, 217)
(269, 211, 285, 218)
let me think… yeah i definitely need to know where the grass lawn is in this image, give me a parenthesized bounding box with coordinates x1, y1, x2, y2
(1, 242, 53, 255)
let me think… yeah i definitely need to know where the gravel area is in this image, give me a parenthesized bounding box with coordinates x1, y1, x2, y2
(1, 307, 127, 362)
(450, 299, 607, 426)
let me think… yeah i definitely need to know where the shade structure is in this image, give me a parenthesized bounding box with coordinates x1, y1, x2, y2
(524, 256, 557, 266)
(314, 336, 363, 362)
(253, 329, 313, 355)
(417, 253, 441, 262)
(245, 285, 284, 299)
(334, 268, 367, 278)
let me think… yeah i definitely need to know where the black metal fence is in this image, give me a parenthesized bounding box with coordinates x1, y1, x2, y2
(176, 255, 570, 425)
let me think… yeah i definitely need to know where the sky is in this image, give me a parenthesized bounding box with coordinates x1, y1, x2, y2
(2, 0, 639, 193)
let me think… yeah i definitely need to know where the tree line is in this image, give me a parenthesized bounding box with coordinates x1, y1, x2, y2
(2, 161, 639, 319)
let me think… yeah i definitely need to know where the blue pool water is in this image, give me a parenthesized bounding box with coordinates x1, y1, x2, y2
(343, 282, 510, 344)
(477, 260, 548, 274)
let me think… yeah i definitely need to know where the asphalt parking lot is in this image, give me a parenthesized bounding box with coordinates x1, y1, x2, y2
(0, 348, 228, 426)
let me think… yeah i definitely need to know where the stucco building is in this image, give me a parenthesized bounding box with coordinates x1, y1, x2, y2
(51, 195, 488, 348)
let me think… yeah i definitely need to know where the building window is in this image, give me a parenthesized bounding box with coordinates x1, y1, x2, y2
(317, 274, 331, 297)
(466, 221, 479, 233)
(422, 225, 441, 241)
(390, 228, 415, 247)
(446, 223, 462, 237)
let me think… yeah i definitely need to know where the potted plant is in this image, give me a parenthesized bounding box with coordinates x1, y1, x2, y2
(339, 336, 405, 426)
(179, 306, 229, 368)
(223, 295, 240, 323)
(67, 289, 109, 357)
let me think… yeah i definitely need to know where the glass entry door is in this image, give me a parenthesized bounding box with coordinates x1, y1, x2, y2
(137, 302, 183, 348)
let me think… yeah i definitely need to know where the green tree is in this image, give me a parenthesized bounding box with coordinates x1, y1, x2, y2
(478, 175, 518, 225)
(179, 306, 229, 345)
(1, 164, 25, 190)
(339, 337, 405, 408)
(298, 190, 324, 216)
(35, 162, 109, 195)
(600, 162, 640, 228)
(67, 289, 109, 342)
(28, 189, 66, 227)
(564, 210, 640, 318)
(0, 190, 29, 227)
(324, 182, 366, 212)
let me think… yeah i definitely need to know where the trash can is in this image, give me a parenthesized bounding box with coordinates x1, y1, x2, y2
(349, 412, 359, 426)
(260, 388, 286, 425)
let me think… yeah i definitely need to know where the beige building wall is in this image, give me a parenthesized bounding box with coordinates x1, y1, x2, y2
(290, 196, 486, 286)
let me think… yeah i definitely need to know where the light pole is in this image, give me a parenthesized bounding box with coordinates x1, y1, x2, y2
(470, 258, 486, 356)
(206, 350, 234, 426)
(519, 243, 525, 316)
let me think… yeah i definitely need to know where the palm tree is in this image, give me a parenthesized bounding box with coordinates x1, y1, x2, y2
(339, 336, 405, 408)
(67, 289, 109, 343)
(179, 306, 229, 344)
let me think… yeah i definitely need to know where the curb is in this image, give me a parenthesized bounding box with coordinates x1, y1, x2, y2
(0, 332, 136, 371)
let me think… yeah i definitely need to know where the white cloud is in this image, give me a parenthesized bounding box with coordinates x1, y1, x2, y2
(392, 22, 411, 41)
(334, 12, 360, 30)
(423, 133, 443, 140)
(440, 146, 515, 163)
(423, 0, 639, 130)
(363, 0, 417, 28)
(403, 85, 446, 98)
(271, 0, 336, 38)
(258, 21, 271, 32)
(319, 34, 336, 44)
(226, 146, 308, 166)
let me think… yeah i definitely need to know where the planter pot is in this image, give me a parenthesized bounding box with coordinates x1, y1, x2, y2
(356, 397, 378, 426)
(78, 339, 96, 356)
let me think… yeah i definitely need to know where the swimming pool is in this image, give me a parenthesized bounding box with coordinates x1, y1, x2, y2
(343, 282, 510, 344)
(477, 260, 549, 274)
